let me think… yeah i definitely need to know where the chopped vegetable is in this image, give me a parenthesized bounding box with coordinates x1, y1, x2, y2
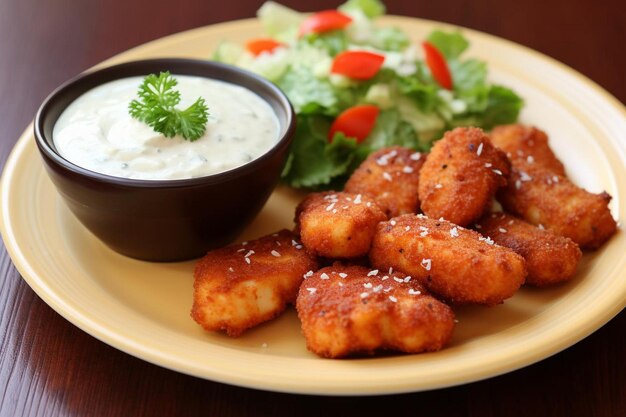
(246, 38, 285, 55)
(422, 41, 453, 90)
(299, 10, 353, 36)
(329, 104, 380, 143)
(331, 51, 385, 80)
(128, 71, 208, 141)
(214, 0, 524, 188)
(339, 0, 385, 18)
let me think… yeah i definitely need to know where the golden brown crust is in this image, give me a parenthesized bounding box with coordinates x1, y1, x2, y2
(344, 147, 426, 217)
(295, 191, 387, 258)
(498, 161, 617, 249)
(418, 127, 510, 226)
(475, 212, 582, 286)
(490, 124, 566, 176)
(296, 264, 455, 358)
(369, 214, 527, 305)
(191, 230, 318, 337)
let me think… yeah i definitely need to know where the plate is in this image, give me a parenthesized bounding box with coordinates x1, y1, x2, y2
(1, 17, 625, 395)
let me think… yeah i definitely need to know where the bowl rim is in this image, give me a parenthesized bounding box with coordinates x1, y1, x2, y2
(34, 58, 296, 189)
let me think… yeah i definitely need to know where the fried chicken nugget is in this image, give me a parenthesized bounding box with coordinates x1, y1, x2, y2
(490, 124, 566, 175)
(498, 162, 617, 249)
(475, 212, 582, 286)
(192, 230, 318, 337)
(296, 191, 387, 258)
(369, 214, 527, 305)
(344, 147, 426, 217)
(296, 264, 455, 358)
(418, 127, 510, 226)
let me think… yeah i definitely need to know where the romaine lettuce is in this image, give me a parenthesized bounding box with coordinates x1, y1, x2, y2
(214, 1, 523, 189)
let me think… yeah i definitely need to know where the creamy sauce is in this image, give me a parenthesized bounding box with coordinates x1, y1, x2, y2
(53, 75, 279, 180)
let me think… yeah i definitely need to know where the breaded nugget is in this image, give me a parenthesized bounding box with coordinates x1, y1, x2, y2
(475, 212, 582, 286)
(344, 147, 426, 217)
(296, 191, 387, 258)
(369, 214, 527, 305)
(296, 264, 455, 358)
(418, 127, 510, 226)
(490, 124, 566, 176)
(192, 230, 318, 336)
(498, 161, 617, 249)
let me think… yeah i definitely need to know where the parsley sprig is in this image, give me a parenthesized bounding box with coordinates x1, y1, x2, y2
(129, 71, 209, 141)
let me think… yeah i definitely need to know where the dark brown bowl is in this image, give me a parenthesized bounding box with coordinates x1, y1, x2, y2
(34, 58, 295, 261)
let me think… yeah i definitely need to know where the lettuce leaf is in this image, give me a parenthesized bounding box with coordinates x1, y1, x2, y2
(397, 75, 440, 113)
(281, 109, 428, 188)
(372, 27, 410, 51)
(449, 58, 487, 91)
(277, 67, 338, 115)
(451, 85, 523, 129)
(257, 1, 303, 42)
(427, 30, 469, 60)
(281, 116, 359, 188)
(479, 85, 524, 129)
(301, 30, 348, 56)
(339, 0, 385, 18)
(361, 108, 421, 150)
(235, 4, 526, 189)
(424, 31, 522, 130)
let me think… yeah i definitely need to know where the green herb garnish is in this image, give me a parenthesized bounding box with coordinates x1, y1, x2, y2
(129, 71, 209, 141)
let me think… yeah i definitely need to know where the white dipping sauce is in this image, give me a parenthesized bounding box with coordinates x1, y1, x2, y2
(53, 75, 280, 180)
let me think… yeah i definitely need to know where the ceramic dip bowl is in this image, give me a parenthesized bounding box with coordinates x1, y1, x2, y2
(34, 58, 295, 261)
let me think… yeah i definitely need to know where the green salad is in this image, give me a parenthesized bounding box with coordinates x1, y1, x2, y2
(213, 0, 523, 189)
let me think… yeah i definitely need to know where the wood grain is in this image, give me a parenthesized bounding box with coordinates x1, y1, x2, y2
(0, 0, 624, 415)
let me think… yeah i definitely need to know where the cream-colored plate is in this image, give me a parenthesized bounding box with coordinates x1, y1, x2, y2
(1, 17, 625, 395)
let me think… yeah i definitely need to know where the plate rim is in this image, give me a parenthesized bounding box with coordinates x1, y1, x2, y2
(1, 16, 626, 395)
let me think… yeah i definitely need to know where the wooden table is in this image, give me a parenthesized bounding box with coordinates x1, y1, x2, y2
(1, 0, 624, 415)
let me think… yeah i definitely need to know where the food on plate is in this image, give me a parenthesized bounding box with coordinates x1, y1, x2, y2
(328, 104, 380, 143)
(498, 162, 617, 249)
(189, 114, 618, 355)
(344, 146, 426, 217)
(191, 230, 318, 336)
(296, 191, 387, 258)
(214, 0, 523, 188)
(296, 264, 455, 358)
(489, 124, 566, 176)
(246, 38, 285, 56)
(369, 214, 527, 305)
(188, 0, 616, 352)
(475, 212, 582, 286)
(418, 127, 510, 226)
(421, 41, 453, 90)
(298, 9, 353, 36)
(53, 72, 279, 180)
(331, 50, 386, 80)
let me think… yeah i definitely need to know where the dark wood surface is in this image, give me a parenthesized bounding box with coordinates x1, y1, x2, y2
(1, 0, 624, 415)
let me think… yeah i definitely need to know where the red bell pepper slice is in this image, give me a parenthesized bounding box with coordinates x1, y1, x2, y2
(331, 51, 385, 80)
(422, 41, 453, 90)
(299, 10, 352, 36)
(328, 105, 380, 143)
